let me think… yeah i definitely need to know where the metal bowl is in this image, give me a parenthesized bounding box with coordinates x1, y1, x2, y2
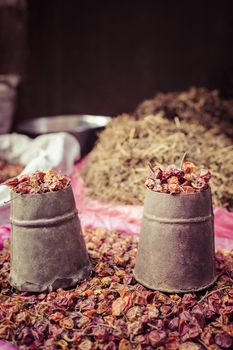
(15, 115, 112, 157)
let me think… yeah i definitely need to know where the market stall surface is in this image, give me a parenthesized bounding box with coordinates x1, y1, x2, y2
(0, 229, 232, 350)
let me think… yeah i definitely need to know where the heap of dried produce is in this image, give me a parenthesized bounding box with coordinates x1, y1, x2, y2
(135, 87, 233, 137)
(145, 161, 211, 194)
(0, 159, 23, 183)
(3, 170, 71, 194)
(82, 112, 233, 210)
(0, 229, 232, 349)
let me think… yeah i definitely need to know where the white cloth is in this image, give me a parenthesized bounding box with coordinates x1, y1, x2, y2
(0, 132, 80, 223)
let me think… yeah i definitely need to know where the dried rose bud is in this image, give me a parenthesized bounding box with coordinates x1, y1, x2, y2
(162, 170, 173, 180)
(167, 176, 179, 185)
(181, 186, 195, 194)
(49, 181, 63, 191)
(59, 317, 74, 329)
(15, 185, 32, 194)
(145, 178, 155, 189)
(58, 175, 71, 187)
(40, 183, 49, 192)
(18, 174, 30, 183)
(182, 161, 197, 174)
(168, 183, 181, 194)
(49, 312, 65, 323)
(184, 173, 197, 182)
(161, 184, 169, 193)
(153, 184, 163, 192)
(3, 177, 19, 187)
(152, 166, 163, 180)
(29, 187, 40, 194)
(168, 165, 184, 177)
(44, 169, 58, 181)
(199, 169, 211, 182)
(192, 179, 208, 191)
(34, 171, 46, 181)
(146, 161, 211, 195)
(182, 180, 192, 187)
(30, 178, 39, 188)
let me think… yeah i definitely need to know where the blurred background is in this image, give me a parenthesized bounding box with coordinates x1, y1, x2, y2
(1, 0, 233, 125)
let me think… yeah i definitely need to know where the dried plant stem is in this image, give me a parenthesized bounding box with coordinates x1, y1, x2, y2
(2, 193, 22, 206)
(160, 309, 174, 319)
(197, 285, 232, 304)
(148, 162, 154, 173)
(180, 151, 187, 169)
(196, 339, 209, 349)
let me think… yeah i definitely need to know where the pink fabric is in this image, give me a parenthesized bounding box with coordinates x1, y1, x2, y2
(0, 224, 11, 250)
(0, 161, 232, 250)
(0, 340, 18, 350)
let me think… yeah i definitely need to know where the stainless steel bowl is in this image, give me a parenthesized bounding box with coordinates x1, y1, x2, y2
(15, 115, 112, 157)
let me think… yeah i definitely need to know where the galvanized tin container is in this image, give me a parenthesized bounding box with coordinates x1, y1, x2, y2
(9, 185, 91, 292)
(134, 187, 216, 293)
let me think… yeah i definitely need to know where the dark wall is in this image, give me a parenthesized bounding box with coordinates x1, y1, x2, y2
(17, 0, 233, 121)
(0, 0, 26, 75)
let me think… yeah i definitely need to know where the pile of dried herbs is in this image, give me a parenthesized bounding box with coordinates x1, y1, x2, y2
(0, 229, 232, 349)
(3, 170, 71, 194)
(0, 160, 23, 183)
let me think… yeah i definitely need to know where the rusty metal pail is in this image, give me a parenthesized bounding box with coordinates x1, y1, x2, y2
(134, 187, 216, 293)
(9, 185, 91, 292)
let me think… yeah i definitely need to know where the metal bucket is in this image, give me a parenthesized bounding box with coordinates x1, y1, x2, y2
(9, 185, 91, 292)
(134, 187, 216, 293)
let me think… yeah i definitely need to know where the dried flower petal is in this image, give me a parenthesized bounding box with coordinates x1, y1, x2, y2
(118, 339, 133, 350)
(179, 342, 200, 350)
(145, 161, 211, 194)
(215, 333, 233, 348)
(148, 330, 167, 347)
(3, 169, 71, 194)
(0, 228, 232, 349)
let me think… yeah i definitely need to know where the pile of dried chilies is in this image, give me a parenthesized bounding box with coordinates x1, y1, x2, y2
(82, 88, 233, 210)
(3, 170, 71, 194)
(145, 161, 211, 194)
(0, 160, 23, 184)
(0, 229, 232, 349)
